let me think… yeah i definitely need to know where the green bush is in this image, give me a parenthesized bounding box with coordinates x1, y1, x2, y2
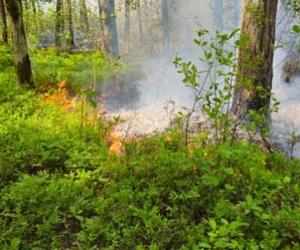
(1, 134, 300, 249)
(0, 45, 17, 101)
(31, 48, 124, 91)
(0, 45, 124, 95)
(1, 45, 300, 250)
(0, 91, 108, 187)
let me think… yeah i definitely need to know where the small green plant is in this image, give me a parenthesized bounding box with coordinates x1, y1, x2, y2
(174, 29, 280, 151)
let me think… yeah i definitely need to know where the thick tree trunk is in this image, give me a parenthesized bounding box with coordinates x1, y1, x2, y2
(79, 0, 89, 32)
(55, 0, 63, 48)
(0, 0, 7, 43)
(232, 0, 278, 117)
(213, 0, 224, 31)
(5, 0, 34, 87)
(65, 0, 75, 48)
(124, 0, 130, 41)
(161, 0, 170, 52)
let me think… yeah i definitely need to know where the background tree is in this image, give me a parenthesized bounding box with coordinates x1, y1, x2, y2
(79, 0, 89, 33)
(5, 0, 34, 87)
(65, 0, 75, 48)
(137, 0, 143, 45)
(99, 0, 119, 56)
(55, 0, 64, 48)
(161, 0, 170, 52)
(0, 0, 7, 43)
(232, 0, 279, 117)
(124, 0, 131, 42)
(98, 0, 109, 52)
(107, 0, 119, 56)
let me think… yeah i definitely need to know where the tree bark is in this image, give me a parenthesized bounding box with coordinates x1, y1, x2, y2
(98, 0, 109, 52)
(79, 0, 89, 32)
(99, 0, 119, 57)
(137, 0, 143, 45)
(124, 0, 130, 41)
(5, 0, 34, 87)
(232, 0, 278, 117)
(55, 0, 63, 48)
(65, 0, 75, 48)
(107, 0, 119, 56)
(0, 0, 7, 43)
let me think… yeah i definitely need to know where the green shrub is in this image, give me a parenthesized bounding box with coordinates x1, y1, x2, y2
(1, 135, 300, 249)
(0, 91, 108, 187)
(31, 49, 124, 91)
(0, 45, 17, 102)
(1, 44, 300, 250)
(0, 45, 124, 96)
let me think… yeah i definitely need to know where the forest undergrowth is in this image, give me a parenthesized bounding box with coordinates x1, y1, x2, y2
(1, 44, 300, 249)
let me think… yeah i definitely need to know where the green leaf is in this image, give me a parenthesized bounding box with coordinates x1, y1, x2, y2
(292, 24, 300, 34)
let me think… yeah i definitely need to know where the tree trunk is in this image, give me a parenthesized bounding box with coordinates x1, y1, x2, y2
(161, 0, 170, 52)
(65, 0, 75, 48)
(79, 0, 89, 32)
(213, 0, 224, 31)
(0, 0, 8, 43)
(232, 0, 278, 117)
(137, 0, 143, 45)
(107, 0, 119, 56)
(99, 0, 119, 57)
(124, 0, 130, 41)
(55, 0, 63, 48)
(98, 0, 109, 52)
(5, 0, 34, 87)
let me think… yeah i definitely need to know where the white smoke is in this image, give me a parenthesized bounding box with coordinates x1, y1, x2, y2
(108, 0, 300, 158)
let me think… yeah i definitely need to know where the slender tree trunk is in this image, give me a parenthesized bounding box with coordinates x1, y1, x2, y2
(232, 0, 278, 117)
(106, 0, 119, 56)
(98, 0, 109, 52)
(124, 0, 130, 41)
(55, 0, 63, 48)
(213, 0, 224, 31)
(99, 0, 119, 56)
(65, 0, 75, 48)
(5, 0, 34, 87)
(137, 0, 143, 45)
(79, 0, 89, 32)
(0, 0, 8, 43)
(161, 0, 170, 52)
